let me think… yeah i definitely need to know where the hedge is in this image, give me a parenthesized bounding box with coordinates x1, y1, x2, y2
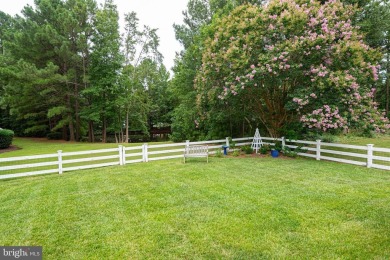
(47, 132, 63, 140)
(0, 128, 14, 149)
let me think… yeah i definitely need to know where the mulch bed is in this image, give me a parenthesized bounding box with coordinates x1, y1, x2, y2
(220, 152, 294, 160)
(0, 145, 21, 154)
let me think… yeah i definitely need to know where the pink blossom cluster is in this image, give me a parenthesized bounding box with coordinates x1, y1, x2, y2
(195, 0, 389, 135)
(368, 64, 380, 81)
(300, 105, 347, 131)
(310, 64, 328, 78)
(194, 120, 199, 128)
(293, 97, 309, 109)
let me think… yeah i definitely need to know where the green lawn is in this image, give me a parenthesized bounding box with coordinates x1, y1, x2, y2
(338, 135, 390, 147)
(1, 157, 389, 259)
(0, 138, 150, 158)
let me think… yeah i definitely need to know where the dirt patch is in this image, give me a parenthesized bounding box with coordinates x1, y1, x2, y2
(0, 145, 21, 154)
(218, 152, 294, 160)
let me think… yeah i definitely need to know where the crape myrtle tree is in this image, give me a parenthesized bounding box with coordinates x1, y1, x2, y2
(195, 0, 389, 137)
(170, 0, 263, 141)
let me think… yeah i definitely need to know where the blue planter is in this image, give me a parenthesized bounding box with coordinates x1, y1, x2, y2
(271, 149, 279, 158)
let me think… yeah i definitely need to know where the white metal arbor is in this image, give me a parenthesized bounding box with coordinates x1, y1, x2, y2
(251, 128, 263, 154)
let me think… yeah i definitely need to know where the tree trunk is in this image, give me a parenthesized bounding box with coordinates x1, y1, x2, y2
(125, 109, 129, 143)
(386, 54, 390, 116)
(68, 114, 75, 142)
(62, 125, 68, 141)
(75, 80, 81, 142)
(102, 116, 107, 143)
(67, 95, 75, 142)
(386, 78, 389, 116)
(88, 121, 95, 142)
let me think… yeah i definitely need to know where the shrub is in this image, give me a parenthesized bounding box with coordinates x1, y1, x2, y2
(273, 141, 283, 152)
(241, 145, 253, 154)
(228, 138, 236, 150)
(47, 132, 63, 140)
(0, 128, 14, 149)
(214, 148, 223, 158)
(260, 145, 270, 154)
(232, 150, 240, 157)
(304, 132, 322, 141)
(283, 145, 307, 157)
(282, 147, 297, 158)
(321, 134, 339, 143)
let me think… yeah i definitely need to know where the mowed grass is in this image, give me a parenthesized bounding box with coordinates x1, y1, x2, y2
(0, 138, 152, 158)
(338, 135, 390, 147)
(1, 157, 389, 259)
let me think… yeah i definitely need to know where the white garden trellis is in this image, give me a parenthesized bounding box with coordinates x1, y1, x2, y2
(251, 128, 263, 154)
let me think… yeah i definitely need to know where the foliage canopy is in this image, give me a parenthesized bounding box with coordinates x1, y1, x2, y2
(195, 0, 389, 137)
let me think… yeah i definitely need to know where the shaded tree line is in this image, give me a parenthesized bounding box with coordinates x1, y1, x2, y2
(1, 0, 389, 142)
(0, 0, 171, 142)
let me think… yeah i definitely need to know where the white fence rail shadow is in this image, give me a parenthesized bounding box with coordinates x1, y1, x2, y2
(0, 137, 389, 180)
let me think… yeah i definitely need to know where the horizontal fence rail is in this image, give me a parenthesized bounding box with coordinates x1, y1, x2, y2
(1, 136, 389, 180)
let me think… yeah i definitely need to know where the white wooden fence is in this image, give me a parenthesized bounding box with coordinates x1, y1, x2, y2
(0, 137, 251, 180)
(0, 136, 389, 180)
(264, 137, 390, 171)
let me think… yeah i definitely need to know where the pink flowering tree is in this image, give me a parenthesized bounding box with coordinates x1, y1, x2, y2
(195, 0, 389, 137)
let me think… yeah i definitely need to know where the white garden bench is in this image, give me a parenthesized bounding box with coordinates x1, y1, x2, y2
(184, 145, 209, 163)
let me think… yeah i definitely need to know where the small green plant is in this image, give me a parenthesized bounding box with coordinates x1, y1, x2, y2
(282, 145, 307, 158)
(0, 128, 14, 149)
(215, 148, 223, 158)
(232, 150, 240, 157)
(227, 137, 237, 155)
(321, 133, 339, 143)
(282, 147, 297, 158)
(273, 141, 283, 152)
(260, 145, 270, 154)
(241, 145, 253, 154)
(304, 132, 322, 141)
(228, 137, 236, 150)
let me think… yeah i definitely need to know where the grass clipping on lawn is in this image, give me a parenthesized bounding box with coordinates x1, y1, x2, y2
(0, 157, 389, 259)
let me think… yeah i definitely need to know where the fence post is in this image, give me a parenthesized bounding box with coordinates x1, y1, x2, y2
(122, 146, 126, 165)
(226, 137, 230, 147)
(367, 144, 373, 168)
(316, 140, 321, 161)
(119, 145, 123, 166)
(143, 143, 149, 162)
(186, 140, 190, 147)
(58, 150, 63, 174)
(281, 137, 285, 150)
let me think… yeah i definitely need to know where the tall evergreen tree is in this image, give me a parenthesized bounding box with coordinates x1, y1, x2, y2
(2, 0, 97, 140)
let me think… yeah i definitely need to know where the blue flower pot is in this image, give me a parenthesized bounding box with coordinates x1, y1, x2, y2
(271, 149, 279, 158)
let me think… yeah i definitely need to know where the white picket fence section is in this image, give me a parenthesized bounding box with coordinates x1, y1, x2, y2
(269, 137, 390, 171)
(0, 137, 252, 180)
(0, 136, 389, 180)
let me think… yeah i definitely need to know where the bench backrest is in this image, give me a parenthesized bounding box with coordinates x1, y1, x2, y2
(185, 145, 208, 155)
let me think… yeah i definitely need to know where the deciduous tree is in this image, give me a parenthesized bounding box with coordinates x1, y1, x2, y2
(196, 0, 389, 137)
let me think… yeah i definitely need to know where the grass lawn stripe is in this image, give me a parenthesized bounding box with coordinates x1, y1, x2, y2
(0, 157, 389, 259)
